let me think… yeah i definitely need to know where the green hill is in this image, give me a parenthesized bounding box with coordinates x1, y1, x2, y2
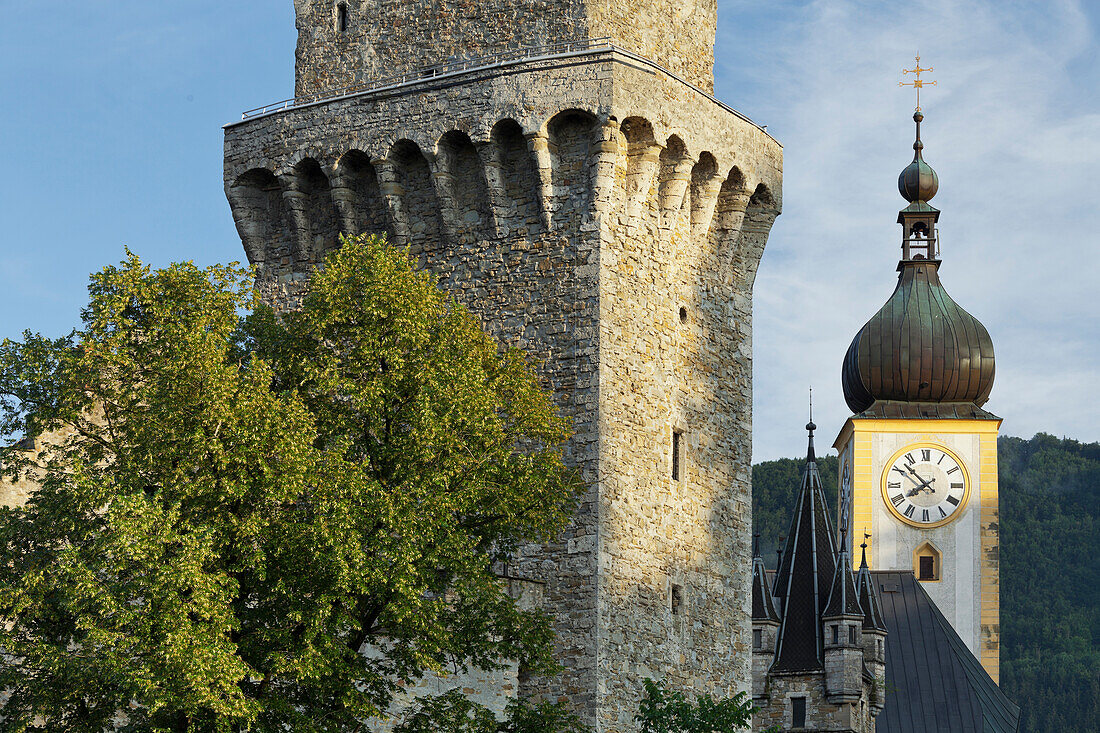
(751, 434, 1100, 733)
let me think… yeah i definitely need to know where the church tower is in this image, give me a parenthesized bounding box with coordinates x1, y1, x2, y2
(832, 106, 1001, 681)
(223, 1, 783, 729)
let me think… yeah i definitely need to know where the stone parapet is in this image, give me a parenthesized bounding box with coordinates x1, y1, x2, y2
(292, 0, 719, 97)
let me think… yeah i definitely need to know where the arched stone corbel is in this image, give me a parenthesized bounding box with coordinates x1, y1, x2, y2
(658, 154, 695, 231)
(426, 151, 460, 246)
(690, 172, 724, 245)
(279, 175, 314, 264)
(476, 139, 509, 239)
(328, 168, 360, 239)
(373, 158, 411, 245)
(589, 121, 622, 234)
(526, 131, 554, 231)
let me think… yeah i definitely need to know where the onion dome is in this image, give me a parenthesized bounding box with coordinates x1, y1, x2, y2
(898, 111, 939, 202)
(842, 261, 995, 412)
(842, 110, 995, 414)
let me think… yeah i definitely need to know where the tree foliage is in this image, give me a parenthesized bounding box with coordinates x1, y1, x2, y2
(393, 689, 589, 733)
(634, 679, 757, 733)
(0, 235, 580, 731)
(998, 434, 1100, 733)
(751, 434, 1100, 733)
(751, 454, 837, 560)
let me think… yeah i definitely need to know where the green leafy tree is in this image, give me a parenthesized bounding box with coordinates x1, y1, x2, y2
(0, 235, 580, 731)
(393, 689, 589, 733)
(634, 679, 760, 733)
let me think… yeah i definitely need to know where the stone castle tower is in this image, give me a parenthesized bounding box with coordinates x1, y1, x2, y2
(223, 1, 783, 728)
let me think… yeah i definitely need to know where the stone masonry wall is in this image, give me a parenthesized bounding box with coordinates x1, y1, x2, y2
(224, 52, 781, 730)
(292, 0, 716, 98)
(753, 672, 875, 733)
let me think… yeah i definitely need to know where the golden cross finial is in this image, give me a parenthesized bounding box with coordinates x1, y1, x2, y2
(900, 54, 936, 112)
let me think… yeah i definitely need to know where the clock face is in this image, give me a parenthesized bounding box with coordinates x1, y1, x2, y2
(881, 444, 970, 528)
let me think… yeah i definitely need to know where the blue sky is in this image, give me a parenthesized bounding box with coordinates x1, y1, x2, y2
(1, 1, 1097, 460)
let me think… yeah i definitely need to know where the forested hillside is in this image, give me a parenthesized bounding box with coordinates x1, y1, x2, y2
(751, 434, 1100, 733)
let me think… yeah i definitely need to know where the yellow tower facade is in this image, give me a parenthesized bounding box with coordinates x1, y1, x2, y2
(833, 105, 1001, 681)
(834, 415, 1001, 680)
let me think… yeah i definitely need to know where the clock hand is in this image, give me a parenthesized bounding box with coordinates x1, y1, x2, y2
(905, 468, 936, 496)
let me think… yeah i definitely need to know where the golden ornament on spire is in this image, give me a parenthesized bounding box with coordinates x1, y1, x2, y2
(900, 54, 936, 112)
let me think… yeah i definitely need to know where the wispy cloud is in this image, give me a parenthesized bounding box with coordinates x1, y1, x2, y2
(717, 0, 1100, 459)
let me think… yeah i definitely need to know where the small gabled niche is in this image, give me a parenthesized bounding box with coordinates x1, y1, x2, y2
(914, 541, 941, 581)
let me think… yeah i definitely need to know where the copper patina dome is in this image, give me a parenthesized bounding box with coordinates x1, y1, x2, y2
(842, 110, 995, 414)
(842, 262, 995, 413)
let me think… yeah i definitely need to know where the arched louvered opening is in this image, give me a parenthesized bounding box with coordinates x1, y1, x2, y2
(389, 139, 443, 259)
(546, 110, 598, 230)
(291, 158, 342, 262)
(437, 130, 493, 243)
(489, 119, 541, 235)
(333, 150, 390, 240)
(227, 168, 293, 266)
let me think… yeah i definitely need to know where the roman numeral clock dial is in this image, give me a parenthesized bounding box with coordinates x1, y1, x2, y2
(881, 444, 971, 528)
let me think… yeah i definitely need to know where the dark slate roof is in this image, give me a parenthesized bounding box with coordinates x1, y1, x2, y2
(823, 547, 863, 619)
(752, 547, 781, 623)
(856, 546, 887, 632)
(873, 571, 1020, 733)
(771, 423, 838, 672)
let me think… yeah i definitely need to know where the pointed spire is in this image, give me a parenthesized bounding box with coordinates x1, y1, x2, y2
(774, 535, 785, 586)
(824, 528, 863, 619)
(856, 532, 888, 632)
(771, 417, 839, 672)
(806, 387, 817, 463)
(752, 534, 781, 624)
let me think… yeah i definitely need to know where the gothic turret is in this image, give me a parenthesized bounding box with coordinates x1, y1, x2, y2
(841, 110, 995, 414)
(752, 535, 781, 702)
(753, 421, 885, 733)
(855, 538, 887, 714)
(771, 420, 838, 672)
(822, 536, 866, 703)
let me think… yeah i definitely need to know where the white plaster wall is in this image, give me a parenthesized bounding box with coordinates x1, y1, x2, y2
(868, 431, 983, 655)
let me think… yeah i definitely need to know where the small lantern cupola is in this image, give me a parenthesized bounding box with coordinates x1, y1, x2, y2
(897, 110, 941, 261)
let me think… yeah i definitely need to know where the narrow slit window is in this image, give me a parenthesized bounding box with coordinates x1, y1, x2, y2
(830, 624, 838, 645)
(336, 2, 349, 32)
(672, 430, 683, 481)
(670, 584, 683, 615)
(792, 696, 807, 728)
(753, 628, 762, 649)
(849, 625, 857, 645)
